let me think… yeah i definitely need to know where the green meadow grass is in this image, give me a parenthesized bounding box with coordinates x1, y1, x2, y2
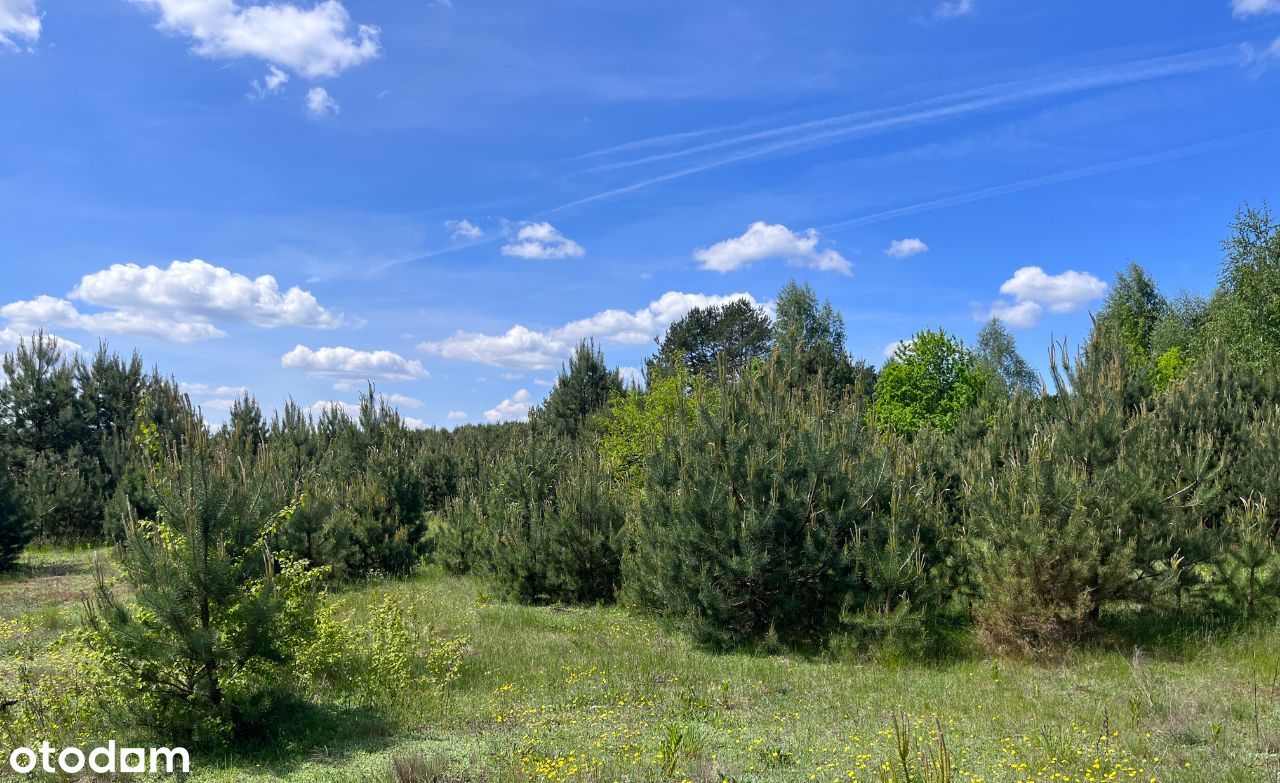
(2, 549, 1278, 782)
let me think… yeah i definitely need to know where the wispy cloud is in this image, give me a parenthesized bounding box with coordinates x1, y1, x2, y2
(821, 128, 1280, 231)
(554, 46, 1242, 211)
(1232, 0, 1280, 17)
(933, 0, 975, 19)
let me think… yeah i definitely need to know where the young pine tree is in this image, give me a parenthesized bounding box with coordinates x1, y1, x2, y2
(477, 426, 623, 604)
(86, 423, 324, 744)
(539, 340, 623, 441)
(0, 449, 30, 572)
(961, 336, 1200, 652)
(0, 332, 103, 541)
(625, 359, 946, 649)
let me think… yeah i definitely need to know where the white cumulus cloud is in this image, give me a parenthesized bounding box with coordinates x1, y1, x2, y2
(307, 399, 361, 419)
(485, 389, 533, 423)
(1, 294, 226, 342)
(421, 291, 763, 370)
(0, 0, 41, 49)
(446, 410, 468, 421)
(305, 86, 339, 118)
(978, 266, 1107, 329)
(618, 366, 645, 387)
(885, 238, 929, 259)
(133, 0, 380, 78)
(983, 300, 1043, 329)
(694, 222, 851, 275)
(882, 339, 909, 359)
(501, 222, 585, 260)
(180, 382, 250, 397)
(423, 325, 567, 371)
(72, 259, 346, 329)
(282, 345, 429, 380)
(999, 267, 1107, 313)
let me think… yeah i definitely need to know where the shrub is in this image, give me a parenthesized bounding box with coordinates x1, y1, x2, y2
(296, 593, 468, 708)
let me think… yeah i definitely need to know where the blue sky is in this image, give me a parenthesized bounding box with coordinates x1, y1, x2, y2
(2, 0, 1279, 427)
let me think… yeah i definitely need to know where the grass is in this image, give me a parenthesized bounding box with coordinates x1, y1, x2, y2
(2, 549, 1279, 782)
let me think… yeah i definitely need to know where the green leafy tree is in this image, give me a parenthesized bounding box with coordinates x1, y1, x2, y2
(1198, 203, 1280, 371)
(539, 340, 623, 440)
(1148, 292, 1208, 389)
(872, 329, 987, 433)
(653, 299, 772, 376)
(598, 362, 709, 495)
(976, 318, 1039, 394)
(1149, 291, 1208, 358)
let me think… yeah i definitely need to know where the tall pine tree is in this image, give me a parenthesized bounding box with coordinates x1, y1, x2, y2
(539, 340, 622, 441)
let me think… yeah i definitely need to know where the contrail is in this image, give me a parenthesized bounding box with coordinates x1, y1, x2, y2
(586, 46, 1240, 174)
(569, 114, 779, 161)
(551, 45, 1243, 211)
(819, 128, 1279, 231)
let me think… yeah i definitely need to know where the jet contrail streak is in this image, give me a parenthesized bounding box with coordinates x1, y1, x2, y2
(584, 46, 1240, 174)
(550, 46, 1243, 212)
(819, 128, 1279, 231)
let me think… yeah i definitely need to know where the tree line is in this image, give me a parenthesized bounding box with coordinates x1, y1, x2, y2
(0, 203, 1277, 741)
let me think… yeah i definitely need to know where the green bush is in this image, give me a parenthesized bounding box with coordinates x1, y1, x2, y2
(296, 593, 468, 708)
